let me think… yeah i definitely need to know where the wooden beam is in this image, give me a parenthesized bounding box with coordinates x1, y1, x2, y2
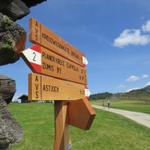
(68, 97, 96, 130)
(28, 73, 85, 101)
(54, 101, 71, 150)
(29, 18, 84, 66)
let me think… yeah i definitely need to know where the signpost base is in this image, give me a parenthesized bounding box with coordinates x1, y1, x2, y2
(54, 101, 71, 150)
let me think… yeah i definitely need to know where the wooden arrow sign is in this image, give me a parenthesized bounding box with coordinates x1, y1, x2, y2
(22, 45, 87, 85)
(68, 97, 96, 130)
(29, 18, 88, 66)
(28, 73, 88, 101)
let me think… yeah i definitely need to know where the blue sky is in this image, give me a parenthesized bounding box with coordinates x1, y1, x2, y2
(1, 0, 150, 97)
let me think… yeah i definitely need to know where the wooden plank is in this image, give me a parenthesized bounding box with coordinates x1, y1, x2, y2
(42, 46, 87, 85)
(68, 97, 96, 130)
(28, 73, 86, 101)
(29, 18, 84, 66)
(22, 45, 87, 85)
(54, 101, 71, 150)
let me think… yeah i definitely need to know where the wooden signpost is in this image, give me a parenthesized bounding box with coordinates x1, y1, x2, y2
(22, 45, 87, 85)
(28, 73, 86, 101)
(21, 18, 96, 150)
(29, 18, 86, 66)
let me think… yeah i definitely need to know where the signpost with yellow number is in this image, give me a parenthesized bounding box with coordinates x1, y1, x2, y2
(21, 18, 96, 150)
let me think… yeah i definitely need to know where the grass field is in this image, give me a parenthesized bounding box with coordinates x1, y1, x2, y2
(92, 99, 150, 114)
(8, 103, 150, 150)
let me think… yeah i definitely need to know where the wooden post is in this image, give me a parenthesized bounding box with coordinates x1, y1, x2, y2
(54, 101, 71, 150)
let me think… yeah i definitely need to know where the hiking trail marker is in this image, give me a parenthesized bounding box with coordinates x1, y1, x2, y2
(28, 73, 86, 101)
(22, 45, 87, 85)
(21, 18, 96, 150)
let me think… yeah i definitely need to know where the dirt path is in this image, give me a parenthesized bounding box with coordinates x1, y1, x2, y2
(92, 105, 150, 128)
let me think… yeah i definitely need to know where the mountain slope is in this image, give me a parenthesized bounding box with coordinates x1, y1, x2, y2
(90, 85, 150, 100)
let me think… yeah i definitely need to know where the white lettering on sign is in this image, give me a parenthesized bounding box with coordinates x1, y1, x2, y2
(23, 48, 41, 65)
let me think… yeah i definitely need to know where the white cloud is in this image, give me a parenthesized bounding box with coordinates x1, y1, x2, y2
(142, 20, 150, 32)
(113, 19, 150, 48)
(126, 75, 140, 82)
(113, 29, 150, 47)
(142, 74, 149, 79)
(126, 87, 139, 92)
(126, 74, 149, 83)
(145, 82, 150, 86)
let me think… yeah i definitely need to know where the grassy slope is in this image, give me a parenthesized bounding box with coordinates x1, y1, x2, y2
(111, 100, 150, 114)
(9, 103, 54, 150)
(92, 99, 150, 114)
(9, 103, 150, 150)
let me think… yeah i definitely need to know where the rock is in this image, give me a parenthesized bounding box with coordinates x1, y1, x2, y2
(0, 99, 23, 149)
(0, 75, 16, 104)
(0, 0, 30, 21)
(22, 0, 46, 7)
(0, 75, 23, 149)
(0, 0, 46, 21)
(0, 13, 26, 66)
(0, 0, 47, 66)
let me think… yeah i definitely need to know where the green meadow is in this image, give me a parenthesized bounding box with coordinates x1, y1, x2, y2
(9, 103, 150, 150)
(93, 99, 150, 114)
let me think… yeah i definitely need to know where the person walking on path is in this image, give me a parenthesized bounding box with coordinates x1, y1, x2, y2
(107, 99, 110, 108)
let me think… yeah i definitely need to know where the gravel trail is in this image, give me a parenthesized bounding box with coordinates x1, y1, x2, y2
(93, 105, 150, 128)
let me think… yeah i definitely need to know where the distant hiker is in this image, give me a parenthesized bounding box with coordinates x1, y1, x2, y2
(102, 100, 105, 107)
(107, 99, 110, 108)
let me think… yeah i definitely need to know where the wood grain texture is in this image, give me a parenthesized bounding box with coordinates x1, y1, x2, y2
(54, 101, 71, 150)
(22, 45, 87, 84)
(29, 18, 84, 66)
(41, 47, 87, 85)
(68, 97, 96, 130)
(28, 73, 85, 101)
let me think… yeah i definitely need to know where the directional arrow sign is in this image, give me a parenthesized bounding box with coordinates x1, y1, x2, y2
(29, 18, 86, 66)
(68, 97, 96, 130)
(28, 73, 87, 101)
(22, 45, 87, 85)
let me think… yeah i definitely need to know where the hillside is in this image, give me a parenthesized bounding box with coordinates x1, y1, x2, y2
(90, 85, 150, 100)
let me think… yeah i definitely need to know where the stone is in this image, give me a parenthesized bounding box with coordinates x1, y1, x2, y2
(0, 75, 23, 149)
(0, 75, 16, 104)
(0, 99, 23, 149)
(22, 0, 46, 7)
(0, 0, 46, 21)
(0, 13, 26, 66)
(0, 0, 46, 149)
(0, 0, 46, 66)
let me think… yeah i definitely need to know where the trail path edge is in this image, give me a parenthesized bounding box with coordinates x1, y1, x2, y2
(92, 105, 150, 128)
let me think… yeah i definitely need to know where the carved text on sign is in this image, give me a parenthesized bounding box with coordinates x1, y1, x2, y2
(29, 18, 84, 66)
(23, 45, 87, 84)
(28, 73, 86, 101)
